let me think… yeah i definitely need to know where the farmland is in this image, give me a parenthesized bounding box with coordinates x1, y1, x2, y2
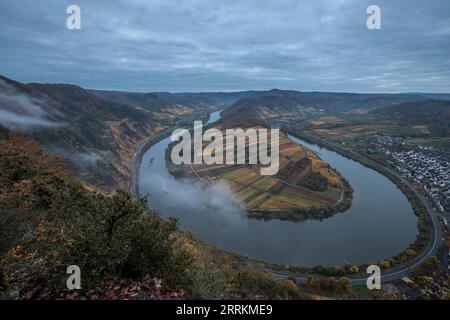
(285, 107, 450, 221)
(166, 125, 352, 221)
(291, 101, 450, 151)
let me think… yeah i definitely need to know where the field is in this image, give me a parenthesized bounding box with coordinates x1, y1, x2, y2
(409, 137, 450, 152)
(167, 126, 345, 214)
(301, 115, 441, 147)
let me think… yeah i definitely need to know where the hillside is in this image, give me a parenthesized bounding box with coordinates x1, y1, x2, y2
(174, 91, 259, 107)
(90, 90, 257, 122)
(221, 89, 427, 122)
(0, 127, 305, 300)
(371, 99, 450, 136)
(90, 90, 218, 122)
(0, 75, 221, 190)
(166, 121, 352, 221)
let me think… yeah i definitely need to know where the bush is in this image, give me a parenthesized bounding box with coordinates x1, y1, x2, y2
(338, 277, 352, 294)
(1, 190, 195, 297)
(236, 269, 304, 300)
(0, 270, 8, 290)
(191, 258, 226, 300)
(53, 191, 195, 287)
(349, 266, 359, 274)
(319, 277, 337, 291)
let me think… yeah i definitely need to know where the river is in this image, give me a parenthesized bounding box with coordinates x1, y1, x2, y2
(139, 110, 418, 266)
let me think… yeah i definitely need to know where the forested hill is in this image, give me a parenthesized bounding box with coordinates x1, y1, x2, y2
(0, 126, 305, 300)
(220, 89, 427, 122)
(0, 75, 222, 190)
(371, 99, 450, 136)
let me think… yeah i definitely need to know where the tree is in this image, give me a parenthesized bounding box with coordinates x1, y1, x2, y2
(349, 266, 359, 274)
(410, 256, 440, 279)
(320, 277, 337, 292)
(305, 275, 318, 292)
(338, 277, 352, 294)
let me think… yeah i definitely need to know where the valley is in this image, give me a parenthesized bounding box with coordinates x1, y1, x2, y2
(0, 75, 251, 191)
(1, 75, 448, 299)
(138, 107, 425, 269)
(284, 100, 450, 222)
(2, 0, 450, 302)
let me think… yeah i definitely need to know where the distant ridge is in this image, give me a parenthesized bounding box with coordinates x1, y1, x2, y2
(0, 75, 222, 190)
(221, 89, 428, 122)
(371, 99, 450, 136)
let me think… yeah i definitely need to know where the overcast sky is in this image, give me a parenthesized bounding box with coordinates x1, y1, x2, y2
(0, 0, 449, 93)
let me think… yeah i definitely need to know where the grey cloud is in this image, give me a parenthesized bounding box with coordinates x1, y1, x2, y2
(55, 149, 106, 168)
(0, 80, 62, 129)
(142, 172, 245, 223)
(0, 110, 58, 128)
(0, 0, 449, 92)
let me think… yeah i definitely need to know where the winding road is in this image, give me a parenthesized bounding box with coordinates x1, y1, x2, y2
(131, 123, 443, 286)
(273, 136, 443, 285)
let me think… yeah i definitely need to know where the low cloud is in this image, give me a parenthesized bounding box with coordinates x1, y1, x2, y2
(0, 80, 61, 130)
(56, 149, 106, 168)
(72, 152, 104, 166)
(0, 109, 58, 128)
(1, 1, 450, 92)
(141, 172, 245, 223)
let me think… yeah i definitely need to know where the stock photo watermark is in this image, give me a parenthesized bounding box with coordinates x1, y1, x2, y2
(65, 4, 381, 31)
(367, 5, 381, 30)
(66, 4, 81, 30)
(66, 265, 81, 290)
(64, 264, 381, 292)
(60, 1, 384, 297)
(367, 265, 381, 290)
(170, 121, 280, 176)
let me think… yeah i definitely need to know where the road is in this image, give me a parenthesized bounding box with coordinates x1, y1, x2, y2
(130, 137, 147, 197)
(131, 127, 178, 198)
(131, 128, 443, 286)
(273, 135, 444, 285)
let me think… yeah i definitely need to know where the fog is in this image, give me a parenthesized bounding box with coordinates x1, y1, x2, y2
(55, 149, 106, 169)
(0, 80, 60, 129)
(139, 131, 419, 266)
(141, 171, 245, 224)
(0, 109, 58, 129)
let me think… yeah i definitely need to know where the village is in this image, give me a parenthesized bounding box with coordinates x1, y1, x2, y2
(366, 134, 449, 223)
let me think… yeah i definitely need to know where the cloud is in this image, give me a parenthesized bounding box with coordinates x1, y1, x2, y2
(75, 152, 103, 165)
(0, 110, 58, 128)
(0, 80, 62, 129)
(0, 0, 449, 92)
(56, 149, 105, 167)
(141, 172, 245, 223)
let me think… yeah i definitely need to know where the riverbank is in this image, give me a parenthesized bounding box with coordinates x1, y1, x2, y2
(246, 177, 353, 222)
(164, 125, 353, 222)
(131, 126, 182, 198)
(132, 112, 441, 282)
(282, 128, 441, 277)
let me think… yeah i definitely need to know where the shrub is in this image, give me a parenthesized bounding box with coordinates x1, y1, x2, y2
(1, 190, 195, 297)
(338, 277, 352, 294)
(191, 259, 226, 300)
(349, 266, 359, 274)
(0, 270, 8, 290)
(379, 261, 391, 269)
(319, 277, 337, 291)
(237, 269, 304, 300)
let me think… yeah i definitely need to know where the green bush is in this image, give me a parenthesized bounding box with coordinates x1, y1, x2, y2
(64, 191, 194, 287)
(1, 190, 195, 297)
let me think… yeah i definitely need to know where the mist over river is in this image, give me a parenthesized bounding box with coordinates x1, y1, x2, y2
(139, 111, 418, 266)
